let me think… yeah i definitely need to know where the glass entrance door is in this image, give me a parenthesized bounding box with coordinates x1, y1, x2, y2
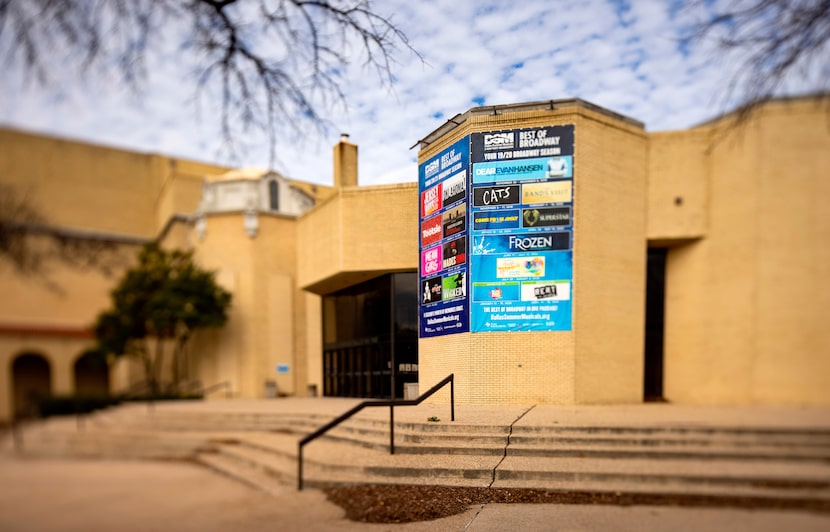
(322, 272, 417, 399)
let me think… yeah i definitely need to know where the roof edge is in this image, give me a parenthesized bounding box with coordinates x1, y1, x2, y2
(412, 98, 645, 150)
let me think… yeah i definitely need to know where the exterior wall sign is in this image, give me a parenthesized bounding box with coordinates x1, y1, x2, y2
(469, 125, 574, 332)
(419, 125, 573, 336)
(418, 137, 470, 337)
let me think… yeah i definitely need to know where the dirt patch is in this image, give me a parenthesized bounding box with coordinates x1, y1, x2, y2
(323, 484, 830, 524)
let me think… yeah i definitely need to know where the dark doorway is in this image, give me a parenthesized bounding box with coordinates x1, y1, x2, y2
(74, 350, 110, 396)
(12, 353, 52, 418)
(644, 248, 667, 401)
(322, 272, 418, 399)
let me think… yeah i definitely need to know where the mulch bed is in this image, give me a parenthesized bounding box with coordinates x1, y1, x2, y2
(323, 484, 830, 524)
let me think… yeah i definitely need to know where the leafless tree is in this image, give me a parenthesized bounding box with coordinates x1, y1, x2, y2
(0, 184, 135, 286)
(0, 184, 45, 274)
(686, 0, 830, 122)
(0, 0, 418, 274)
(0, 0, 420, 162)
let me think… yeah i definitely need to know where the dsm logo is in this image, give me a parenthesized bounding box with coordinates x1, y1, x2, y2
(484, 132, 514, 151)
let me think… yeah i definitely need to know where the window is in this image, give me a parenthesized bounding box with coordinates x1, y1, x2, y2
(269, 180, 279, 211)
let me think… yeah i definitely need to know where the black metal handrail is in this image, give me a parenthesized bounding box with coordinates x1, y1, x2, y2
(297, 373, 454, 490)
(117, 379, 233, 399)
(119, 379, 153, 398)
(186, 380, 233, 399)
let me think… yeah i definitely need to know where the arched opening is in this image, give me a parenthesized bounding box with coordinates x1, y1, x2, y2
(11, 352, 52, 418)
(73, 350, 110, 396)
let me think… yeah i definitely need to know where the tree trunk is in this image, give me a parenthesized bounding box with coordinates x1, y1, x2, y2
(150, 337, 165, 396)
(138, 350, 155, 397)
(170, 333, 190, 393)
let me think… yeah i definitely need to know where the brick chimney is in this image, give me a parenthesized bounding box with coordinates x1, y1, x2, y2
(333, 133, 358, 188)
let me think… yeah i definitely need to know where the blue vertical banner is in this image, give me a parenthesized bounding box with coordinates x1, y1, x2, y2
(469, 125, 575, 332)
(418, 137, 470, 337)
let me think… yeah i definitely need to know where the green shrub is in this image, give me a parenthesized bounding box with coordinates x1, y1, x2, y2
(34, 392, 205, 418)
(35, 395, 122, 418)
(121, 393, 203, 402)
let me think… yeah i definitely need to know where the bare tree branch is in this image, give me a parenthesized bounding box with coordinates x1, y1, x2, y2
(0, 184, 135, 289)
(0, 0, 420, 277)
(685, 0, 830, 123)
(0, 0, 421, 163)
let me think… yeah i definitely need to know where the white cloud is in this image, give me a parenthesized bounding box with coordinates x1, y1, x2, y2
(0, 0, 824, 187)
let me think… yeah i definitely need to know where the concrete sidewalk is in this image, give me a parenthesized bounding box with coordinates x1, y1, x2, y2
(1, 455, 829, 531)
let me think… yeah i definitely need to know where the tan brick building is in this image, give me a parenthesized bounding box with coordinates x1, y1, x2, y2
(0, 96, 827, 422)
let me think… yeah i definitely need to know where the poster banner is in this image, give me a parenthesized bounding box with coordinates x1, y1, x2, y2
(472, 156, 573, 184)
(472, 185, 521, 207)
(471, 126, 574, 161)
(471, 232, 571, 255)
(442, 204, 466, 238)
(470, 251, 572, 331)
(469, 125, 575, 332)
(421, 215, 442, 246)
(471, 209, 521, 231)
(419, 137, 470, 337)
(521, 181, 572, 205)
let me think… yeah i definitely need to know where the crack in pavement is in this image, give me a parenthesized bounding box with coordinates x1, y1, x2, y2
(464, 406, 537, 530)
(488, 405, 536, 489)
(462, 503, 486, 531)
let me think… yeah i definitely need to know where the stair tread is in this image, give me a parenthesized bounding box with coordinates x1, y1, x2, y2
(197, 451, 293, 495)
(499, 455, 830, 480)
(506, 443, 830, 458)
(491, 478, 830, 500)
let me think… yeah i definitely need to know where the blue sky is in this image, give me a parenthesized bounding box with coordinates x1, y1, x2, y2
(0, 0, 820, 187)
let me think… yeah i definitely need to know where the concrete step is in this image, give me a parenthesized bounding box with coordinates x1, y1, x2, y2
(197, 436, 496, 490)
(248, 431, 829, 485)
(94, 409, 326, 434)
(505, 443, 830, 462)
(93, 404, 830, 461)
(316, 431, 830, 461)
(231, 432, 499, 488)
(197, 449, 292, 496)
(286, 414, 830, 459)
(11, 404, 830, 508)
(20, 411, 830, 468)
(495, 455, 830, 499)
(98, 405, 830, 450)
(328, 421, 508, 442)
(212, 439, 481, 491)
(313, 427, 830, 463)
(491, 477, 830, 502)
(509, 432, 830, 450)
(514, 422, 830, 434)
(321, 427, 507, 455)
(197, 431, 830, 502)
(15, 428, 214, 460)
(93, 403, 500, 433)
(235, 431, 492, 476)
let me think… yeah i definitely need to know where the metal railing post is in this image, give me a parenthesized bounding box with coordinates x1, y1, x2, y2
(450, 374, 455, 421)
(389, 403, 395, 454)
(296, 373, 454, 490)
(297, 446, 304, 490)
(11, 418, 22, 452)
